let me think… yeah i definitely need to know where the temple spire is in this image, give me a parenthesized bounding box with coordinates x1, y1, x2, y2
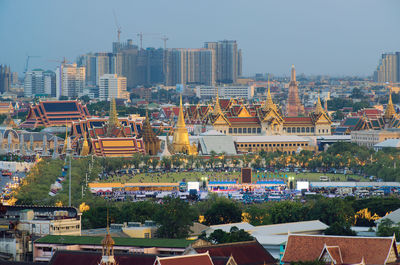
(100, 208, 116, 265)
(384, 91, 396, 120)
(262, 75, 276, 112)
(108, 98, 120, 129)
(213, 90, 223, 115)
(315, 94, 324, 115)
(291, 64, 296, 82)
(80, 126, 89, 156)
(177, 95, 186, 129)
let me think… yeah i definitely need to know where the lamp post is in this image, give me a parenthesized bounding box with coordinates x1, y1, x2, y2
(288, 176, 295, 190)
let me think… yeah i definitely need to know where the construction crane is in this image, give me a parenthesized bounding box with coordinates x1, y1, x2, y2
(135, 32, 162, 49)
(161, 35, 169, 50)
(48, 57, 70, 65)
(24, 55, 40, 74)
(113, 10, 122, 42)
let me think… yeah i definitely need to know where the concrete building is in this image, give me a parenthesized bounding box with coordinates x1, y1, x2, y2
(164, 48, 215, 86)
(204, 40, 241, 84)
(351, 129, 400, 148)
(0, 65, 11, 93)
(56, 63, 85, 98)
(374, 52, 400, 83)
(24, 69, 44, 97)
(196, 85, 253, 99)
(99, 74, 128, 101)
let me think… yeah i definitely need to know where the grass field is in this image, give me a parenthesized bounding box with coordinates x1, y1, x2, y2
(101, 171, 363, 184)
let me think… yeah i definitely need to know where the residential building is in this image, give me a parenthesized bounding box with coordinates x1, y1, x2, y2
(43, 70, 56, 97)
(56, 63, 85, 98)
(374, 52, 400, 83)
(99, 74, 128, 101)
(24, 69, 44, 97)
(351, 128, 400, 148)
(282, 234, 398, 265)
(204, 40, 241, 84)
(0, 65, 11, 93)
(164, 48, 215, 86)
(195, 85, 253, 99)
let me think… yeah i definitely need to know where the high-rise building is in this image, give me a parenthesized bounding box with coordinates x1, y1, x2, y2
(374, 52, 400, 83)
(0, 65, 11, 93)
(99, 74, 128, 101)
(56, 63, 85, 98)
(204, 40, 241, 84)
(287, 65, 305, 116)
(164, 48, 214, 86)
(24, 69, 56, 98)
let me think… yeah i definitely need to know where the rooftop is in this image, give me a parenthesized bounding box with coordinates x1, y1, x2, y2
(233, 135, 309, 143)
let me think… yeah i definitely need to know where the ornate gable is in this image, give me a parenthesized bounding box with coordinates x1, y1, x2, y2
(237, 105, 252, 117)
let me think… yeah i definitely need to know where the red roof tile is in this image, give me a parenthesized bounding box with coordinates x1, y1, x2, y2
(157, 253, 214, 265)
(195, 240, 275, 265)
(282, 234, 397, 265)
(228, 117, 260, 124)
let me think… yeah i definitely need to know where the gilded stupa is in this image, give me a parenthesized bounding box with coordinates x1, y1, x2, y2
(384, 92, 397, 121)
(172, 95, 197, 155)
(142, 109, 161, 155)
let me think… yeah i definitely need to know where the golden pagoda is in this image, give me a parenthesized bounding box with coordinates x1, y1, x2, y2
(314, 95, 324, 115)
(142, 110, 161, 155)
(80, 127, 90, 156)
(213, 92, 223, 116)
(262, 76, 277, 112)
(107, 98, 125, 137)
(172, 95, 197, 155)
(384, 92, 397, 121)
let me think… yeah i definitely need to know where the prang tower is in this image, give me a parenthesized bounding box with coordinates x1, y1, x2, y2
(287, 65, 305, 116)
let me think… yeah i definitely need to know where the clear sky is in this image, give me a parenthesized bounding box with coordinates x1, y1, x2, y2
(0, 0, 399, 77)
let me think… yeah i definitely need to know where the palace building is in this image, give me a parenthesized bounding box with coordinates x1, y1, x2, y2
(20, 100, 90, 129)
(71, 98, 145, 157)
(180, 66, 331, 137)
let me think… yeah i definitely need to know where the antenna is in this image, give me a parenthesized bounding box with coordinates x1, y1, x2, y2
(161, 35, 169, 50)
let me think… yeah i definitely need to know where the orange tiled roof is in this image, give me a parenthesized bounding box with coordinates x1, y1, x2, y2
(157, 253, 214, 265)
(282, 234, 396, 265)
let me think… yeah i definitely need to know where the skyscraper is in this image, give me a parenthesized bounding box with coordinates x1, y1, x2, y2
(24, 69, 44, 97)
(374, 52, 400, 83)
(99, 74, 128, 101)
(164, 48, 214, 86)
(287, 65, 305, 116)
(0, 65, 11, 93)
(204, 40, 241, 84)
(56, 63, 85, 98)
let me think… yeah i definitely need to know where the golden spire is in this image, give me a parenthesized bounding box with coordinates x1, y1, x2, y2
(384, 91, 396, 120)
(213, 90, 223, 115)
(101, 208, 116, 265)
(177, 95, 186, 129)
(80, 126, 89, 156)
(109, 98, 120, 128)
(262, 75, 276, 112)
(315, 94, 324, 115)
(172, 95, 197, 155)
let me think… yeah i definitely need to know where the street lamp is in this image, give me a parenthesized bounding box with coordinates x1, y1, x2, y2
(288, 176, 295, 190)
(201, 176, 207, 190)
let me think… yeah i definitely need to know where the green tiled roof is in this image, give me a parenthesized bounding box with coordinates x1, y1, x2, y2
(35, 235, 193, 248)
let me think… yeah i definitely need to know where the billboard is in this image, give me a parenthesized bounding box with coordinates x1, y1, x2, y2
(188, 182, 200, 191)
(296, 181, 310, 191)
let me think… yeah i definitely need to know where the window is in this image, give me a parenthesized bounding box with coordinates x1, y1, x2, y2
(306, 127, 310, 133)
(301, 127, 305, 133)
(234, 128, 237, 133)
(257, 128, 261, 133)
(257, 144, 260, 147)
(311, 127, 315, 133)
(297, 127, 300, 133)
(243, 128, 247, 133)
(273, 144, 276, 147)
(229, 128, 232, 134)
(238, 128, 242, 133)
(144, 233, 150, 239)
(252, 128, 256, 133)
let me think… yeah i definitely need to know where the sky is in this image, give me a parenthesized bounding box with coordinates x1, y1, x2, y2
(0, 0, 399, 77)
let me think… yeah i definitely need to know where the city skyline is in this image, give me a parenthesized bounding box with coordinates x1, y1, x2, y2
(0, 0, 399, 77)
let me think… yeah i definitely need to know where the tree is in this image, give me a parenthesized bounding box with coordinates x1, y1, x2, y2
(207, 226, 254, 244)
(268, 201, 307, 224)
(308, 197, 354, 226)
(376, 219, 400, 238)
(154, 196, 196, 238)
(204, 200, 242, 225)
(324, 221, 356, 236)
(151, 158, 159, 169)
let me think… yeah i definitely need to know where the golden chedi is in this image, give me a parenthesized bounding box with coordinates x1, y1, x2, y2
(172, 95, 197, 155)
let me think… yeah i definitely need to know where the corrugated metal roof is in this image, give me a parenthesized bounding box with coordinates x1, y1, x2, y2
(199, 135, 237, 155)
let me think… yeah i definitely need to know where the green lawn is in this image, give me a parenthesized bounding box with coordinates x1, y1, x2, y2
(100, 171, 363, 184)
